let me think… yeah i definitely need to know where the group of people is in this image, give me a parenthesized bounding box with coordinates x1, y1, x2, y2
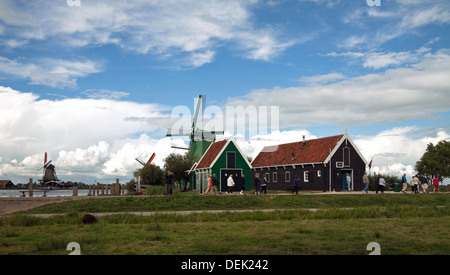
(361, 171, 441, 195)
(362, 172, 387, 194)
(204, 174, 247, 195)
(401, 173, 440, 194)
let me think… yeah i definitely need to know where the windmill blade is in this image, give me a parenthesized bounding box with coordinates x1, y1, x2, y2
(171, 145, 189, 150)
(192, 95, 205, 132)
(37, 160, 52, 171)
(135, 158, 146, 167)
(146, 153, 156, 165)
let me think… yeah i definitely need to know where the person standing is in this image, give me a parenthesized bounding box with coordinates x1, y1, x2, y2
(377, 174, 385, 194)
(239, 174, 246, 195)
(260, 174, 268, 194)
(211, 174, 219, 195)
(293, 174, 300, 195)
(165, 171, 174, 195)
(346, 173, 352, 191)
(227, 174, 235, 194)
(362, 172, 369, 194)
(254, 174, 261, 195)
(433, 177, 440, 192)
(204, 175, 213, 195)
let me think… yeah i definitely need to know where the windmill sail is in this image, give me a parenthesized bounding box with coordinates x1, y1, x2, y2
(166, 95, 224, 160)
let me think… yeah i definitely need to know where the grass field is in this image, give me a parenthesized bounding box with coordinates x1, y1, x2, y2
(1, 193, 449, 255)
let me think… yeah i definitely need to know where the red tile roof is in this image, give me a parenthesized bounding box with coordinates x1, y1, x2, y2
(0, 180, 13, 186)
(196, 140, 228, 169)
(251, 135, 344, 167)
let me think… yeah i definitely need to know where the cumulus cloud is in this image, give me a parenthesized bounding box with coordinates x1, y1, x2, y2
(354, 127, 450, 178)
(0, 85, 168, 164)
(227, 49, 450, 128)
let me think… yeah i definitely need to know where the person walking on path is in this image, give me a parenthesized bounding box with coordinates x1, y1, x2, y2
(433, 177, 440, 192)
(411, 176, 420, 194)
(401, 173, 408, 194)
(227, 174, 235, 194)
(239, 174, 246, 195)
(293, 174, 300, 195)
(377, 174, 385, 194)
(204, 175, 213, 195)
(254, 174, 261, 195)
(260, 174, 268, 194)
(362, 172, 369, 194)
(165, 171, 174, 195)
(211, 174, 219, 195)
(420, 174, 429, 193)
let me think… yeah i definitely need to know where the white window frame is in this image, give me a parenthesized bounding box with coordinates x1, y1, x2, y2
(317, 170, 322, 177)
(304, 171, 309, 182)
(285, 171, 290, 183)
(273, 172, 277, 183)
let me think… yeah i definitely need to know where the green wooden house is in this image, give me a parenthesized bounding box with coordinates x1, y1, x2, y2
(190, 138, 252, 194)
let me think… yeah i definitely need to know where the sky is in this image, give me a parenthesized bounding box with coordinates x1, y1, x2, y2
(0, 0, 449, 185)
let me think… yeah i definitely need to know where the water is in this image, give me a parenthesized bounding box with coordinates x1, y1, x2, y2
(0, 189, 90, 198)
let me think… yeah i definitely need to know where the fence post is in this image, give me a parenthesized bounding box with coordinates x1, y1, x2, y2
(29, 178, 33, 198)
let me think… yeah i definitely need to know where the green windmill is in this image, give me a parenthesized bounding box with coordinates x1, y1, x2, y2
(166, 95, 224, 161)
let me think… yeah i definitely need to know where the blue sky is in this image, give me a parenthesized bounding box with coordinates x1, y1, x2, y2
(0, 0, 449, 184)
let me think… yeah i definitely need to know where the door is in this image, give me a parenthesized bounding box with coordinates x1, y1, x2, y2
(221, 169, 242, 192)
(341, 170, 353, 191)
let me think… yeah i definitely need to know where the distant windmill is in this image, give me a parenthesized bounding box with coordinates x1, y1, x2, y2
(37, 152, 60, 187)
(135, 152, 156, 167)
(166, 95, 224, 160)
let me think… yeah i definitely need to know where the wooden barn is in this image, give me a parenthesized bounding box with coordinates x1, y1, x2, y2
(190, 138, 252, 194)
(0, 180, 14, 189)
(251, 134, 368, 192)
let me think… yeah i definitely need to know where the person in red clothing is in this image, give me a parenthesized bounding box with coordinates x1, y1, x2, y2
(432, 177, 440, 192)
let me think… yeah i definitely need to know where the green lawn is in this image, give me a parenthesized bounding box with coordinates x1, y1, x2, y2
(1, 193, 449, 255)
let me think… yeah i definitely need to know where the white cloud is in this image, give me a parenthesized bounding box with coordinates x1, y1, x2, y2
(227, 49, 450, 128)
(0, 86, 189, 182)
(0, 86, 168, 163)
(327, 46, 432, 70)
(298, 73, 346, 85)
(0, 0, 294, 67)
(354, 127, 450, 178)
(0, 56, 102, 88)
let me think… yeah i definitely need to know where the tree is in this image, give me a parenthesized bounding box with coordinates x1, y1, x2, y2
(163, 153, 195, 183)
(134, 163, 165, 186)
(415, 140, 450, 182)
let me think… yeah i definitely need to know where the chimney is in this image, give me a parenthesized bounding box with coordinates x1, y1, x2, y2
(302, 135, 306, 146)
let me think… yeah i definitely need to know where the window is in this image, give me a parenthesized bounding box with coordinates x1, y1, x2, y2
(343, 147, 350, 167)
(285, 171, 291, 183)
(265, 173, 270, 183)
(273, 172, 277, 183)
(227, 152, 236, 168)
(255, 173, 260, 179)
(304, 171, 309, 182)
(317, 170, 322, 177)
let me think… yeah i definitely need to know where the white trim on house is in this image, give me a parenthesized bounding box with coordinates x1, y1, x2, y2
(323, 133, 368, 165)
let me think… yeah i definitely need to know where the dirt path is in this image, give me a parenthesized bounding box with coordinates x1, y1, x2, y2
(0, 197, 93, 216)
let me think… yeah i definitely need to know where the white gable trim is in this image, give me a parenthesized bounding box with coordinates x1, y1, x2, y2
(324, 133, 368, 165)
(209, 138, 252, 169)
